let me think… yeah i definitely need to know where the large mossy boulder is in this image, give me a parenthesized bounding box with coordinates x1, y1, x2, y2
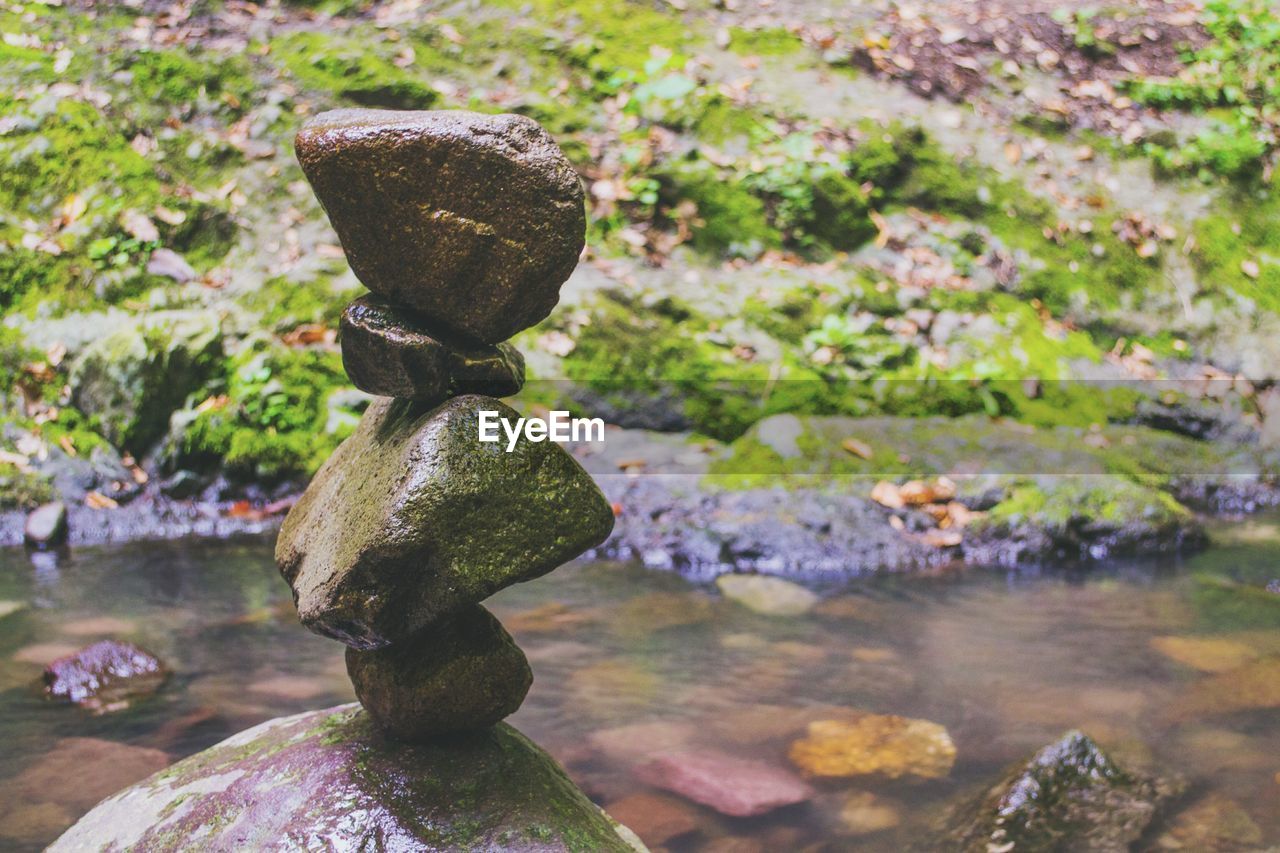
(69, 309, 222, 452)
(50, 703, 645, 852)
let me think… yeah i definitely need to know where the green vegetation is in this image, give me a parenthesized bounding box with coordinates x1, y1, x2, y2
(724, 26, 805, 57)
(179, 340, 355, 481)
(0, 0, 1273, 516)
(1190, 188, 1280, 312)
(271, 31, 440, 110)
(1126, 0, 1280, 179)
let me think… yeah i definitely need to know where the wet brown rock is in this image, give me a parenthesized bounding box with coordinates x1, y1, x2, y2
(295, 109, 586, 344)
(339, 295, 524, 401)
(276, 395, 615, 650)
(43, 640, 168, 713)
(604, 792, 699, 846)
(345, 605, 531, 740)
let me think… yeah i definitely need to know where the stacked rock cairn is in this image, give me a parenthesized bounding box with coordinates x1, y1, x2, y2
(275, 109, 615, 740)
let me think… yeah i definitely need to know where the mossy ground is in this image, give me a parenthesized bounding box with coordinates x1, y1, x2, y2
(0, 0, 1275, 511)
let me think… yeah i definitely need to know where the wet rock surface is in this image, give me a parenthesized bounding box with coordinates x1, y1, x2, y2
(345, 605, 532, 740)
(295, 108, 585, 344)
(43, 640, 168, 713)
(340, 295, 524, 401)
(944, 730, 1180, 852)
(49, 703, 641, 852)
(276, 394, 615, 649)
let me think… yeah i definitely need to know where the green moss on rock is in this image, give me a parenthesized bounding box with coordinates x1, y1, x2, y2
(69, 310, 224, 452)
(272, 31, 440, 109)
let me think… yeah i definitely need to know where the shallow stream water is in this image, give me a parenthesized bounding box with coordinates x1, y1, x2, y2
(1, 515, 1278, 850)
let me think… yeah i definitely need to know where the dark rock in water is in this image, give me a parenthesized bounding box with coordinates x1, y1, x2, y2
(961, 505, 1208, 567)
(43, 640, 168, 713)
(24, 501, 67, 547)
(340, 295, 524, 401)
(635, 749, 813, 817)
(276, 395, 615, 650)
(346, 604, 531, 740)
(945, 730, 1181, 852)
(295, 109, 585, 344)
(49, 703, 643, 852)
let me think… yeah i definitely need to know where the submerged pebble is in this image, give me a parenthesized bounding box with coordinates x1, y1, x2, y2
(788, 714, 956, 780)
(716, 574, 819, 616)
(635, 749, 813, 817)
(42, 640, 168, 713)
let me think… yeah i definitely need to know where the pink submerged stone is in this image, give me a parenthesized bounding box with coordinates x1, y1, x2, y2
(636, 749, 814, 817)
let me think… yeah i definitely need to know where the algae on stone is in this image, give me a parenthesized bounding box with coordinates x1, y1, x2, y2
(276, 394, 615, 649)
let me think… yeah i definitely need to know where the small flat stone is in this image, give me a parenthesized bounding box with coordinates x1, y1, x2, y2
(346, 605, 531, 740)
(340, 295, 524, 400)
(636, 750, 812, 817)
(716, 574, 819, 616)
(296, 109, 585, 344)
(276, 395, 614, 649)
(43, 640, 168, 713)
(24, 502, 68, 548)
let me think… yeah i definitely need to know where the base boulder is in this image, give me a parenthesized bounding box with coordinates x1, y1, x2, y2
(50, 703, 644, 852)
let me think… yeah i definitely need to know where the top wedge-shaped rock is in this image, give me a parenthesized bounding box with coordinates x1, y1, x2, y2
(275, 394, 615, 650)
(295, 109, 586, 345)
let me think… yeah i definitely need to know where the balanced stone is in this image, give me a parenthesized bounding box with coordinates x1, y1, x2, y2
(296, 109, 586, 344)
(341, 295, 524, 401)
(346, 604, 531, 740)
(275, 394, 615, 650)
